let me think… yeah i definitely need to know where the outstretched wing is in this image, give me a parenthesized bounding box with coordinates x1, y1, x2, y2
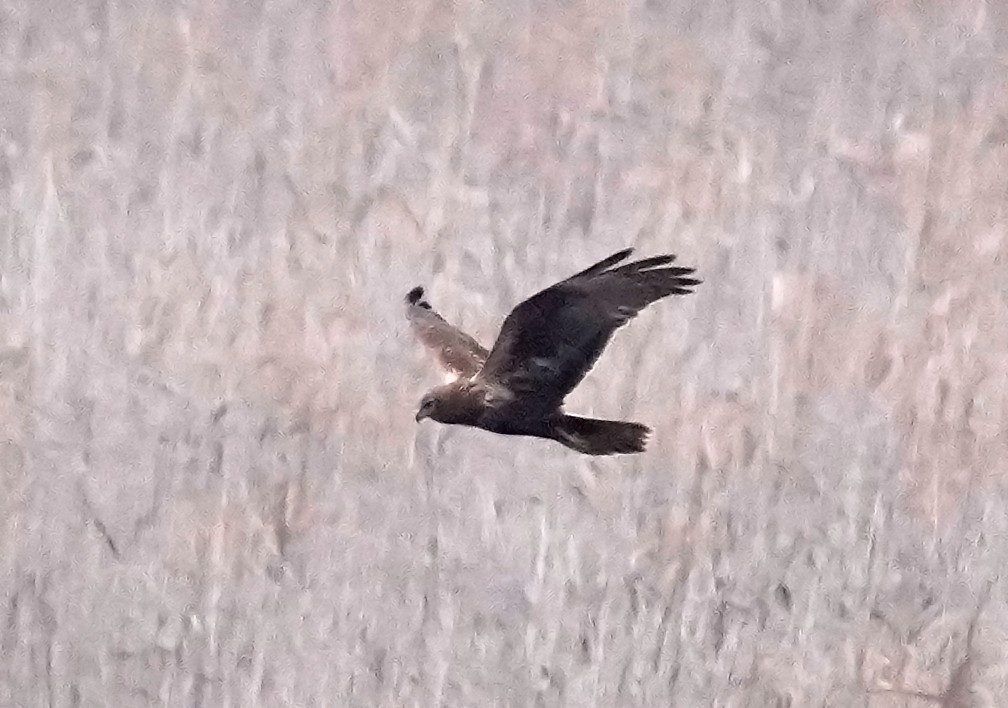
(476, 248, 700, 416)
(405, 286, 489, 378)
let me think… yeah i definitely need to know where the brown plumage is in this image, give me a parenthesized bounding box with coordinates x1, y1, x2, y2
(406, 248, 700, 455)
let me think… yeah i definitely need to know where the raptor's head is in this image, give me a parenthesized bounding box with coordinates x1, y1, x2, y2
(415, 381, 479, 425)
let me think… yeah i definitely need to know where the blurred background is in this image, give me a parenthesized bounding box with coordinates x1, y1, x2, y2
(2, 0, 1007, 705)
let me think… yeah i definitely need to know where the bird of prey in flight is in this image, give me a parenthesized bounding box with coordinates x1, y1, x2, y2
(406, 248, 700, 455)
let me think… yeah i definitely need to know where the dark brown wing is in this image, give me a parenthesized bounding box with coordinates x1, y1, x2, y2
(405, 286, 489, 378)
(475, 248, 700, 417)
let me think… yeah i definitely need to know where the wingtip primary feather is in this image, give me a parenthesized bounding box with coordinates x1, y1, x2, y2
(605, 248, 635, 267)
(620, 254, 677, 272)
(568, 247, 635, 280)
(406, 286, 430, 308)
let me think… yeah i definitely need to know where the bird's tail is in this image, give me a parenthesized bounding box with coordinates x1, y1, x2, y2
(551, 415, 650, 455)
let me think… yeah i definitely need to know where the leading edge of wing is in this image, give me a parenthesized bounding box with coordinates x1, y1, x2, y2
(563, 248, 635, 282)
(566, 249, 701, 293)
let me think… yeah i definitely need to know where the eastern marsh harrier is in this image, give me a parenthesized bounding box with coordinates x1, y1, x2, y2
(407, 248, 700, 455)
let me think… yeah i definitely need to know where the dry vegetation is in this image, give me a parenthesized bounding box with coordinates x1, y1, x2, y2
(1, 0, 1007, 705)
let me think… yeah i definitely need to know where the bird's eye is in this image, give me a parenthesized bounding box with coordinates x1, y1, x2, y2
(422, 399, 434, 410)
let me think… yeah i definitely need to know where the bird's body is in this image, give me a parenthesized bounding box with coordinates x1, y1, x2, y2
(407, 248, 700, 455)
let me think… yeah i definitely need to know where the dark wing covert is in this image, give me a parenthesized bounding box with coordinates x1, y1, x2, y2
(475, 248, 700, 417)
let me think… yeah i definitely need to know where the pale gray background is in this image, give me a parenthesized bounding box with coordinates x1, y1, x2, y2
(2, 1, 1007, 706)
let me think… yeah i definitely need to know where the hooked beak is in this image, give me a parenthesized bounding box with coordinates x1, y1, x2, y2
(415, 409, 428, 423)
